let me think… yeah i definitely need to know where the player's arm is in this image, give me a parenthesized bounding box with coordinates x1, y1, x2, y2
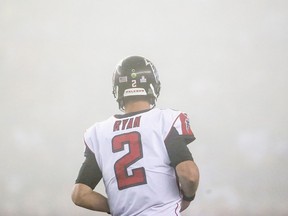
(176, 160, 199, 211)
(165, 127, 199, 211)
(71, 146, 110, 213)
(72, 183, 110, 212)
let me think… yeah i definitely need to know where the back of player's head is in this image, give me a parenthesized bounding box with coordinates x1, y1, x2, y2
(112, 56, 161, 110)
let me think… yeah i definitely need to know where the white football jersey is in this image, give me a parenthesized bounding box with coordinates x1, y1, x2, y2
(84, 108, 194, 216)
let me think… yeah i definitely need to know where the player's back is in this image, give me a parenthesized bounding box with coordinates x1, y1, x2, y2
(84, 108, 183, 216)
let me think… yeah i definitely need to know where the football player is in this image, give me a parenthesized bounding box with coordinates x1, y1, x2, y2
(72, 56, 199, 215)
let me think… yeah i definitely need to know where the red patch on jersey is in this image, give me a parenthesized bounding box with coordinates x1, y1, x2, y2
(179, 113, 193, 135)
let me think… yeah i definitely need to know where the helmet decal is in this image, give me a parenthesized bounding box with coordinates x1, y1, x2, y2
(131, 72, 137, 78)
(119, 76, 128, 83)
(140, 76, 147, 83)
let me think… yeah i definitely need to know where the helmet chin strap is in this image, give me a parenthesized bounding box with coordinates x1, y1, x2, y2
(150, 98, 157, 109)
(118, 99, 125, 112)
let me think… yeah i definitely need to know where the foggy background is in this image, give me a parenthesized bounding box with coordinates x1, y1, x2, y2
(1, 0, 287, 215)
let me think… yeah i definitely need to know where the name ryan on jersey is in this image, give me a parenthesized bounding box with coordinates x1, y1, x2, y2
(113, 116, 141, 132)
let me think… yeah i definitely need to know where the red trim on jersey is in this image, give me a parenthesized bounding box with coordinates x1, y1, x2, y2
(179, 113, 193, 136)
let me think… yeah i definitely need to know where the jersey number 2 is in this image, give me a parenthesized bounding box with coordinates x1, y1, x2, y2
(112, 132, 147, 190)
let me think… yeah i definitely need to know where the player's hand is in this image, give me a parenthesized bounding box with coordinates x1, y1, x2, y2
(180, 200, 191, 212)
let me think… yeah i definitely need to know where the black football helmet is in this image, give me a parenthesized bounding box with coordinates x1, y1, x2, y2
(112, 56, 161, 110)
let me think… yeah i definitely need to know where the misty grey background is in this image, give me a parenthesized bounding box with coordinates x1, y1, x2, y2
(1, 0, 287, 215)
